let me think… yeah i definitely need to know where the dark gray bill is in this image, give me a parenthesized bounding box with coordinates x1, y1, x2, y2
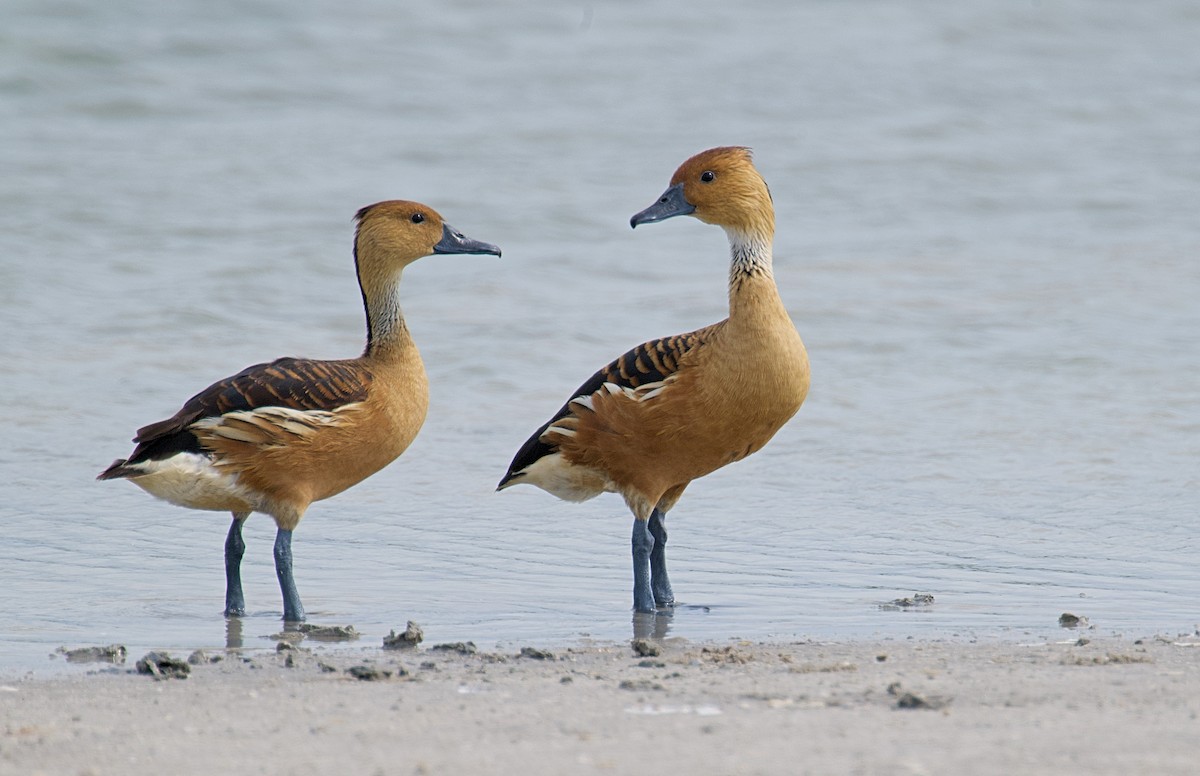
(434, 223, 502, 256)
(630, 183, 696, 228)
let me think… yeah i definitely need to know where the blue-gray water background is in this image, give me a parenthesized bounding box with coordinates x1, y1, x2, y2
(2, 0, 1197, 675)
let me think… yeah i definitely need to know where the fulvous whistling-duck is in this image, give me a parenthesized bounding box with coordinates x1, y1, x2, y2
(498, 147, 809, 613)
(99, 201, 500, 621)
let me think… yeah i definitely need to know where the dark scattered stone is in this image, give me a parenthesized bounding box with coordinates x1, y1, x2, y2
(317, 661, 338, 673)
(895, 692, 940, 710)
(1060, 652, 1152, 666)
(619, 679, 665, 692)
(57, 645, 127, 665)
(1075, 637, 1091, 647)
(887, 681, 948, 710)
(187, 650, 222, 665)
(882, 593, 935, 610)
(276, 641, 298, 652)
(431, 641, 477, 655)
(136, 652, 190, 680)
(876, 654, 888, 662)
(638, 660, 667, 668)
(1059, 613, 1088, 629)
(631, 638, 662, 657)
(284, 653, 296, 669)
(560, 675, 574, 684)
(346, 665, 393, 681)
(519, 646, 555, 660)
(298, 623, 359, 641)
(383, 621, 424, 650)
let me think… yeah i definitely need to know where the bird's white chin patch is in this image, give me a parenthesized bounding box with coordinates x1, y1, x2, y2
(124, 453, 257, 513)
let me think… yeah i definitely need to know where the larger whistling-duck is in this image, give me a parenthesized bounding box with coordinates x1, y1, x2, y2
(498, 147, 809, 613)
(99, 201, 500, 621)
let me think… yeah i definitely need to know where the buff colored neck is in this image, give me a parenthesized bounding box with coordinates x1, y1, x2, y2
(725, 227, 783, 321)
(358, 262, 415, 362)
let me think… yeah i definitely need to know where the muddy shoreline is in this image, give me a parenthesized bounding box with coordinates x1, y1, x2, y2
(4, 633, 1199, 775)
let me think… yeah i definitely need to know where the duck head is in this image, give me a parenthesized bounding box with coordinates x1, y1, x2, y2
(355, 200, 501, 272)
(630, 146, 774, 238)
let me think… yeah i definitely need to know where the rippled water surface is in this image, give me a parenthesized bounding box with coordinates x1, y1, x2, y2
(2, 0, 1198, 675)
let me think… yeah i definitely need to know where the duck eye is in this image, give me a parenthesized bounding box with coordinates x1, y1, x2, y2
(700, 170, 715, 183)
(410, 212, 425, 224)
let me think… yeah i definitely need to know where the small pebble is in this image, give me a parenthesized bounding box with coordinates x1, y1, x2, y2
(346, 665, 393, 681)
(57, 645, 127, 665)
(136, 652, 190, 680)
(1059, 613, 1088, 628)
(383, 621, 424, 650)
(431, 642, 477, 655)
(187, 650, 221, 665)
(299, 623, 359, 641)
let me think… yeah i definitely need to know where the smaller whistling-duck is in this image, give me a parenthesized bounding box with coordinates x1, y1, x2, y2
(498, 147, 809, 613)
(99, 201, 500, 621)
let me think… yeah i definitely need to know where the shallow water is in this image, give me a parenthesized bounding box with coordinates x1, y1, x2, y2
(2, 0, 1198, 676)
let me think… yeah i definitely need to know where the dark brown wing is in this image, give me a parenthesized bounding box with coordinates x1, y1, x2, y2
(99, 357, 371, 477)
(497, 323, 722, 488)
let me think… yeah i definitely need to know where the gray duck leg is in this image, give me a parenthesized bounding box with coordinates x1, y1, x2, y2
(273, 527, 305, 622)
(631, 516, 656, 613)
(648, 508, 674, 607)
(224, 512, 249, 617)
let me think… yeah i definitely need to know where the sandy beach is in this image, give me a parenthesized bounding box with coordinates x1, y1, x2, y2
(3, 632, 1198, 776)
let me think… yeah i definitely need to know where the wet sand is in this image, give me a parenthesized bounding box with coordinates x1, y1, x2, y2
(3, 633, 1199, 775)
